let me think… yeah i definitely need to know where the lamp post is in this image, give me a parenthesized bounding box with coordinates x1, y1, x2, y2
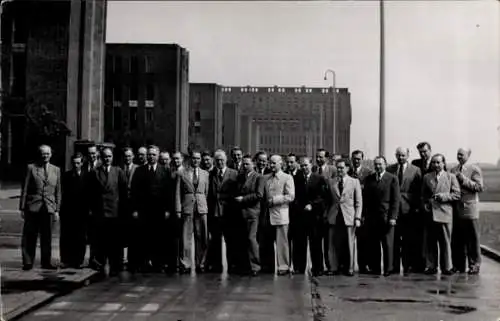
(379, 0, 386, 156)
(324, 69, 336, 154)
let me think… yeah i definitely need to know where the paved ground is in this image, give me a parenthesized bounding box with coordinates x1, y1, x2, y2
(13, 256, 500, 321)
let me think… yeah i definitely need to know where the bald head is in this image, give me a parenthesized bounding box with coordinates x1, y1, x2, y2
(269, 154, 283, 173)
(39, 145, 52, 164)
(395, 147, 409, 165)
(457, 147, 471, 165)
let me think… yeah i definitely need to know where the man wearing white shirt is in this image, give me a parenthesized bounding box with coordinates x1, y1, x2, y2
(263, 155, 295, 275)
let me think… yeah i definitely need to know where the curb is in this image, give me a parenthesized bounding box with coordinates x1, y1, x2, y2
(4, 270, 100, 321)
(480, 245, 500, 263)
(309, 271, 327, 321)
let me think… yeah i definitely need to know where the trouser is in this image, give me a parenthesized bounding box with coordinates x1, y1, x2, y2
(243, 215, 260, 272)
(290, 212, 308, 273)
(425, 221, 452, 271)
(259, 212, 275, 272)
(94, 217, 123, 273)
(60, 215, 87, 267)
(326, 218, 355, 273)
(21, 209, 53, 267)
(309, 217, 324, 273)
(207, 216, 224, 272)
(393, 214, 423, 272)
(224, 214, 246, 272)
(259, 217, 290, 272)
(452, 218, 481, 271)
(356, 224, 370, 272)
(179, 212, 208, 270)
(88, 215, 98, 267)
(367, 221, 395, 273)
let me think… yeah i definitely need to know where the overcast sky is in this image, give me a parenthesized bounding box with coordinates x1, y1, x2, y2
(106, 1, 500, 163)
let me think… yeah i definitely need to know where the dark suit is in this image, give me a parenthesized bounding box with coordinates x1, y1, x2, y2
(89, 166, 127, 272)
(236, 171, 265, 272)
(207, 167, 238, 272)
(175, 167, 210, 270)
(131, 164, 175, 271)
(312, 164, 337, 179)
(348, 166, 373, 273)
(60, 169, 89, 267)
(121, 163, 138, 265)
(363, 172, 400, 274)
(294, 172, 328, 274)
(411, 158, 432, 176)
(287, 168, 303, 272)
(387, 163, 422, 272)
(20, 163, 61, 267)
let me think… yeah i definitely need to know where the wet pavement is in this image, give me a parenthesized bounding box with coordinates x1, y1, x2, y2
(17, 257, 500, 321)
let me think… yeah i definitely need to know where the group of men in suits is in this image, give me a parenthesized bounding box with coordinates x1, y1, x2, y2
(20, 141, 483, 277)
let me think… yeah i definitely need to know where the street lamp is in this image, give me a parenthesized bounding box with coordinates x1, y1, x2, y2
(324, 69, 336, 154)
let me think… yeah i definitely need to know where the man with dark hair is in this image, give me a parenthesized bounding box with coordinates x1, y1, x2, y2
(131, 145, 175, 273)
(201, 150, 214, 172)
(234, 154, 265, 276)
(412, 142, 433, 175)
(255, 151, 271, 175)
(159, 151, 171, 168)
(136, 146, 148, 166)
(20, 145, 61, 270)
(88, 148, 127, 276)
(229, 146, 244, 171)
(60, 152, 89, 269)
(386, 147, 422, 274)
(313, 148, 336, 179)
(348, 149, 373, 274)
(363, 156, 400, 276)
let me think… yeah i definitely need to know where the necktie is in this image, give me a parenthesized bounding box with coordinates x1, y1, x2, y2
(398, 165, 404, 186)
(377, 173, 382, 182)
(193, 169, 199, 188)
(43, 165, 48, 181)
(338, 178, 344, 194)
(219, 170, 224, 180)
(458, 165, 463, 173)
(125, 166, 130, 179)
(318, 166, 323, 175)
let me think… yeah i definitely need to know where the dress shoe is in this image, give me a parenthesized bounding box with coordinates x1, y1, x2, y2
(383, 271, 392, 277)
(251, 271, 259, 277)
(41, 264, 58, 270)
(179, 268, 192, 275)
(277, 270, 290, 276)
(294, 270, 305, 275)
(468, 267, 480, 275)
(450, 267, 465, 274)
(22, 265, 33, 271)
(195, 267, 205, 274)
(344, 271, 354, 277)
(424, 268, 437, 275)
(441, 269, 455, 276)
(325, 270, 339, 276)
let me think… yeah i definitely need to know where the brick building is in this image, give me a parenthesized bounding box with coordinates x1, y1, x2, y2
(188, 83, 223, 152)
(104, 44, 189, 154)
(220, 86, 351, 156)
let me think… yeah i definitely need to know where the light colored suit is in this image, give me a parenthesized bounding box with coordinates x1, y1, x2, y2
(325, 175, 362, 273)
(421, 170, 461, 271)
(20, 163, 61, 214)
(176, 166, 209, 270)
(175, 167, 209, 215)
(450, 164, 483, 219)
(263, 170, 295, 272)
(325, 176, 362, 226)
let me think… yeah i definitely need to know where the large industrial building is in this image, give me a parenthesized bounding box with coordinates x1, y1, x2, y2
(220, 86, 351, 156)
(104, 44, 189, 154)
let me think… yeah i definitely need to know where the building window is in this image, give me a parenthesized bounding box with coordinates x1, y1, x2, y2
(145, 108, 154, 123)
(130, 107, 138, 130)
(145, 84, 155, 101)
(113, 107, 122, 130)
(127, 85, 138, 102)
(113, 56, 123, 73)
(112, 85, 122, 106)
(194, 111, 201, 122)
(144, 56, 152, 73)
(129, 55, 139, 74)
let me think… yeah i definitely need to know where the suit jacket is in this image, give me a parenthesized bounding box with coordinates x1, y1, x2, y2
(294, 172, 328, 217)
(264, 171, 295, 225)
(421, 171, 461, 223)
(228, 160, 243, 172)
(255, 167, 272, 176)
(363, 172, 401, 223)
(175, 167, 209, 215)
(208, 167, 238, 217)
(132, 164, 174, 218)
(348, 166, 373, 189)
(411, 158, 433, 176)
(325, 176, 362, 226)
(89, 166, 127, 218)
(386, 163, 422, 216)
(312, 164, 337, 179)
(20, 163, 61, 214)
(450, 164, 484, 219)
(236, 171, 265, 219)
(61, 170, 89, 217)
(287, 168, 303, 213)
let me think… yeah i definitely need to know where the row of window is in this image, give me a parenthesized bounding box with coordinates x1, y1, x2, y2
(106, 106, 154, 131)
(109, 55, 153, 74)
(222, 87, 334, 94)
(259, 135, 320, 146)
(111, 84, 155, 102)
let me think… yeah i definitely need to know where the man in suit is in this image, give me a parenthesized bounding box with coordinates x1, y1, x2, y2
(263, 155, 295, 275)
(176, 150, 210, 274)
(348, 150, 373, 274)
(60, 153, 89, 269)
(20, 145, 61, 270)
(201, 150, 214, 172)
(325, 159, 362, 276)
(121, 147, 138, 271)
(88, 147, 127, 275)
(450, 148, 483, 274)
(411, 142, 433, 175)
(85, 144, 100, 268)
(234, 154, 265, 276)
(294, 157, 327, 276)
(136, 146, 147, 166)
(131, 145, 174, 273)
(313, 148, 336, 179)
(229, 146, 243, 172)
(286, 153, 302, 272)
(363, 156, 400, 276)
(421, 154, 461, 275)
(159, 151, 171, 168)
(207, 149, 238, 273)
(386, 147, 422, 274)
(255, 151, 271, 175)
